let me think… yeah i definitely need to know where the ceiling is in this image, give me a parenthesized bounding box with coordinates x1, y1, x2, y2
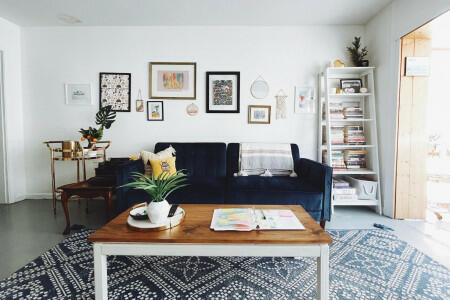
(0, 0, 393, 26)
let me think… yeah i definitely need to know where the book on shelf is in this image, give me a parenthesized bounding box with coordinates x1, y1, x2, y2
(333, 194, 359, 201)
(344, 149, 367, 169)
(344, 125, 365, 145)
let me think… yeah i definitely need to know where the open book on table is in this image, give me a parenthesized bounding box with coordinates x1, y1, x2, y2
(210, 208, 305, 231)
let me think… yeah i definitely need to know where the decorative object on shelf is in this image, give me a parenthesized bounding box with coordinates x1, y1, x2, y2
(250, 76, 269, 99)
(79, 105, 116, 148)
(248, 105, 271, 124)
(149, 62, 196, 99)
(99, 72, 131, 112)
(186, 102, 198, 116)
(361, 60, 369, 67)
(340, 79, 362, 93)
(206, 71, 240, 113)
(294, 86, 315, 113)
(333, 60, 345, 67)
(275, 89, 287, 119)
(136, 89, 144, 112)
(65, 83, 92, 105)
(147, 101, 164, 121)
(360, 87, 368, 93)
(404, 57, 430, 76)
(347, 36, 368, 67)
(120, 171, 188, 223)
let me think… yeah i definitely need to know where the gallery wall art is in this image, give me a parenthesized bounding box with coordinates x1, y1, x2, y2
(65, 83, 92, 105)
(294, 86, 315, 114)
(147, 101, 164, 121)
(206, 72, 240, 113)
(99, 72, 131, 112)
(248, 105, 271, 124)
(149, 62, 196, 99)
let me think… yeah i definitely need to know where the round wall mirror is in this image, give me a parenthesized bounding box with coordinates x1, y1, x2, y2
(251, 78, 269, 99)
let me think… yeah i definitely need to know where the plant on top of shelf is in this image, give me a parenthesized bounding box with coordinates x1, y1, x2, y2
(347, 36, 368, 67)
(79, 105, 116, 147)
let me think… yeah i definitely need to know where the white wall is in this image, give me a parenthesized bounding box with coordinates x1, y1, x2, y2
(21, 25, 363, 195)
(0, 17, 26, 203)
(365, 0, 450, 217)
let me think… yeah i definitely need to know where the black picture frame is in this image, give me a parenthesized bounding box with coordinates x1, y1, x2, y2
(340, 78, 362, 93)
(206, 71, 240, 113)
(147, 101, 164, 121)
(99, 72, 131, 112)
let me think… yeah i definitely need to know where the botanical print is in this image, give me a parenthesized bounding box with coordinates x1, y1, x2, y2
(100, 73, 131, 111)
(212, 80, 233, 105)
(162, 72, 184, 89)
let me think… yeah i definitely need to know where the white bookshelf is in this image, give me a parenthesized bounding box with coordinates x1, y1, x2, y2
(318, 67, 382, 214)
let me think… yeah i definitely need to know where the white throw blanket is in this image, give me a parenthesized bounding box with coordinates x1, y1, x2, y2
(235, 143, 298, 177)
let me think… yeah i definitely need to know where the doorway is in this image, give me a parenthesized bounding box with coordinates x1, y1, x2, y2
(0, 50, 8, 204)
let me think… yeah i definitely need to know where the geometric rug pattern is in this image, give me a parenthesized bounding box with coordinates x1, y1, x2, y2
(1, 229, 449, 299)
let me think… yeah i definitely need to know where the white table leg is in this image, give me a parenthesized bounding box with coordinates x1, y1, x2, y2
(317, 244, 329, 300)
(94, 243, 108, 300)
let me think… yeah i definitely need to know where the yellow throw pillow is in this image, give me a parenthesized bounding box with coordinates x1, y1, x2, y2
(150, 156, 177, 179)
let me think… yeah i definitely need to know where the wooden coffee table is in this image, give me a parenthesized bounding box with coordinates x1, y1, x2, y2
(88, 204, 332, 300)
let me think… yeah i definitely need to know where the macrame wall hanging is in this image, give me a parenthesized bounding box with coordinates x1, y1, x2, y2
(275, 89, 288, 119)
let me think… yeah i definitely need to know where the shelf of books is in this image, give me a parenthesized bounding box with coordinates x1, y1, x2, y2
(318, 67, 382, 214)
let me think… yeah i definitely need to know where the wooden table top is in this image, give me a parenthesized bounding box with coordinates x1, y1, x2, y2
(88, 204, 332, 245)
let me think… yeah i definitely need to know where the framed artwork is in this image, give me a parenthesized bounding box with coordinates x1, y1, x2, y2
(339, 79, 362, 94)
(294, 86, 315, 114)
(405, 57, 429, 76)
(99, 72, 131, 112)
(136, 100, 144, 112)
(149, 62, 196, 99)
(65, 83, 92, 105)
(206, 71, 240, 113)
(248, 105, 271, 124)
(147, 101, 164, 121)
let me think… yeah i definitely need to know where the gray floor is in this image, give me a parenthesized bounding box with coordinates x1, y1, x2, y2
(0, 199, 449, 280)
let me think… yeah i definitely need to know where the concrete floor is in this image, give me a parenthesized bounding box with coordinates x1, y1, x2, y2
(0, 199, 449, 280)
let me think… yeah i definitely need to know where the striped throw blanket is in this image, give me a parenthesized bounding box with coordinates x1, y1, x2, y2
(235, 143, 297, 177)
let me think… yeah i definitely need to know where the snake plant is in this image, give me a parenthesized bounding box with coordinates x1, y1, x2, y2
(120, 171, 188, 202)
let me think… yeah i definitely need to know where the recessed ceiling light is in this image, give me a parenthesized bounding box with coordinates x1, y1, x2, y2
(57, 14, 82, 24)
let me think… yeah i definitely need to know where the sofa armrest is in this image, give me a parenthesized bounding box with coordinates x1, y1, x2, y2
(115, 160, 145, 213)
(295, 158, 333, 222)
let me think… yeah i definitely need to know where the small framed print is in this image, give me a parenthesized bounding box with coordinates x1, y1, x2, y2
(136, 100, 144, 112)
(294, 86, 315, 114)
(149, 62, 196, 99)
(206, 71, 240, 113)
(147, 101, 164, 121)
(340, 79, 362, 93)
(65, 83, 92, 105)
(248, 105, 271, 124)
(405, 57, 430, 76)
(99, 72, 131, 112)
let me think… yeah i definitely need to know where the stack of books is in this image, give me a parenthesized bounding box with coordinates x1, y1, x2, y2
(333, 178, 357, 202)
(329, 102, 344, 119)
(330, 126, 345, 145)
(344, 125, 365, 145)
(343, 107, 364, 119)
(324, 150, 346, 171)
(344, 150, 367, 169)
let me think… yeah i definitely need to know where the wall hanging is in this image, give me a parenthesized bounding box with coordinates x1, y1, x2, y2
(206, 71, 240, 113)
(248, 105, 271, 124)
(136, 89, 144, 112)
(149, 62, 196, 99)
(65, 83, 92, 105)
(147, 101, 164, 121)
(250, 76, 269, 99)
(99, 72, 131, 112)
(294, 86, 315, 114)
(275, 89, 287, 119)
(186, 103, 199, 116)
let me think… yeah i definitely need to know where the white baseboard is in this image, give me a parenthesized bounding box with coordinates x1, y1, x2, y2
(24, 193, 52, 200)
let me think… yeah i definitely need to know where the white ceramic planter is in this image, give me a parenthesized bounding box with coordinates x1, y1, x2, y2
(147, 200, 170, 224)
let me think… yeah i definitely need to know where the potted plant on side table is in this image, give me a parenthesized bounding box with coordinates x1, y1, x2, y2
(120, 171, 188, 223)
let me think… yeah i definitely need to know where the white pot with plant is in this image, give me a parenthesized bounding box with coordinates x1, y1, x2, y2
(121, 171, 188, 224)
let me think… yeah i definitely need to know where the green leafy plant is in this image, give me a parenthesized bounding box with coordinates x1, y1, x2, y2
(120, 171, 189, 202)
(79, 105, 116, 144)
(347, 36, 368, 67)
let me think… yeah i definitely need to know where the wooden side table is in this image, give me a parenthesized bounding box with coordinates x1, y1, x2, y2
(59, 181, 114, 235)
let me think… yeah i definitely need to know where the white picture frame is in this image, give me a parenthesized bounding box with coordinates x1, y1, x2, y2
(65, 83, 93, 105)
(294, 86, 315, 114)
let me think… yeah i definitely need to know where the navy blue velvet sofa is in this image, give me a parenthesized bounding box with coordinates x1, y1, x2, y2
(115, 142, 332, 223)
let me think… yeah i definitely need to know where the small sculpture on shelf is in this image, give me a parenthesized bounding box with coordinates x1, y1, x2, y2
(79, 105, 116, 149)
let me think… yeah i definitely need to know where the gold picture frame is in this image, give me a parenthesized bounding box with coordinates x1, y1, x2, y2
(248, 105, 271, 124)
(149, 62, 197, 99)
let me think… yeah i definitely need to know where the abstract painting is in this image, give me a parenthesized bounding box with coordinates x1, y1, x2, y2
(149, 62, 196, 99)
(147, 101, 164, 121)
(206, 72, 240, 113)
(99, 73, 131, 112)
(294, 86, 315, 114)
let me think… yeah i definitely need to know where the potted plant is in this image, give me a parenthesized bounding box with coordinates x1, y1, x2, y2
(347, 36, 369, 67)
(79, 105, 116, 149)
(120, 171, 188, 223)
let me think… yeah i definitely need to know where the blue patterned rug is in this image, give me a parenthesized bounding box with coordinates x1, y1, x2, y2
(0, 229, 449, 299)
